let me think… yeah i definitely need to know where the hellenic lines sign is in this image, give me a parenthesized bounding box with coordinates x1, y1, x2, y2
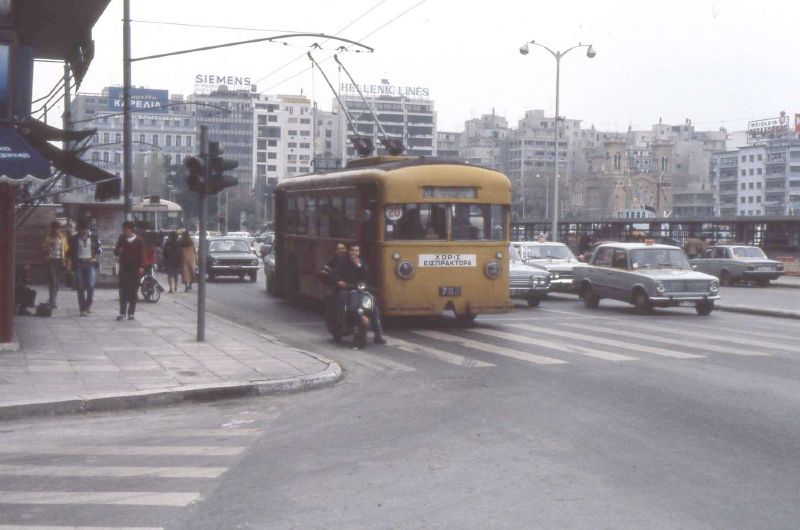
(340, 79, 430, 98)
(108, 87, 168, 114)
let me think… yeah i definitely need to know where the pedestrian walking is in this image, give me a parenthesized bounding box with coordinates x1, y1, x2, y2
(162, 231, 181, 293)
(42, 220, 69, 309)
(114, 221, 145, 321)
(684, 232, 702, 259)
(68, 220, 101, 316)
(179, 231, 197, 292)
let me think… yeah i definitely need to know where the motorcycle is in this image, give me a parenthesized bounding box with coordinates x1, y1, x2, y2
(139, 265, 165, 303)
(326, 282, 375, 349)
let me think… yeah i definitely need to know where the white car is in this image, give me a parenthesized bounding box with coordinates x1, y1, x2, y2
(512, 241, 585, 293)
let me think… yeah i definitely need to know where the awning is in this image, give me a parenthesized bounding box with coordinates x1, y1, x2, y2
(0, 126, 51, 185)
(17, 119, 121, 201)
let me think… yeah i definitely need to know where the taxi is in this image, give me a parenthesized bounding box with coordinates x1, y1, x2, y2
(690, 245, 784, 287)
(572, 241, 720, 315)
(512, 241, 585, 293)
(508, 244, 551, 307)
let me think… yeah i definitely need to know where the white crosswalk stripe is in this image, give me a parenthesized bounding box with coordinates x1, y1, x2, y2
(0, 526, 163, 530)
(345, 350, 416, 372)
(0, 491, 200, 507)
(506, 324, 704, 359)
(0, 464, 227, 479)
(413, 330, 568, 365)
(0, 445, 244, 456)
(386, 336, 495, 368)
(561, 322, 772, 357)
(469, 327, 638, 362)
(676, 322, 800, 350)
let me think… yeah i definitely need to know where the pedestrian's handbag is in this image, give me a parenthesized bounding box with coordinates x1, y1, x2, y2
(35, 302, 52, 317)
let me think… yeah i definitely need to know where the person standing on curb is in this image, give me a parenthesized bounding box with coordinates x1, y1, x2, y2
(162, 231, 181, 294)
(68, 220, 102, 316)
(114, 221, 145, 321)
(179, 231, 197, 292)
(42, 220, 69, 309)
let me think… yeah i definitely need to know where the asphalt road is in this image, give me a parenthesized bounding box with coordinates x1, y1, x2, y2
(3, 277, 800, 529)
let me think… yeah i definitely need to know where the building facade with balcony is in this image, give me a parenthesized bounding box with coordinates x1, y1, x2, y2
(252, 94, 315, 182)
(334, 91, 437, 162)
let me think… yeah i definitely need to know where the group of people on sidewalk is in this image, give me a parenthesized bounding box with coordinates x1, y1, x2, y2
(41, 220, 199, 321)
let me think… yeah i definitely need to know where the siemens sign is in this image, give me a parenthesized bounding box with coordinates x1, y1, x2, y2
(194, 74, 252, 94)
(108, 87, 168, 114)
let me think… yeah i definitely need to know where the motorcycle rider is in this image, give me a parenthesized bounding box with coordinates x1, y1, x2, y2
(332, 243, 386, 344)
(322, 243, 350, 325)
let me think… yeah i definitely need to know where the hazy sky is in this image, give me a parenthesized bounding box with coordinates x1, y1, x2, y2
(32, 0, 800, 134)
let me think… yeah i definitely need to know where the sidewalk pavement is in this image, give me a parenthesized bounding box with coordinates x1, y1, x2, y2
(716, 274, 800, 320)
(0, 288, 341, 421)
(774, 275, 800, 289)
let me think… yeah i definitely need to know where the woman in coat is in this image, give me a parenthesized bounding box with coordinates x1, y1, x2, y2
(162, 231, 182, 293)
(179, 231, 197, 292)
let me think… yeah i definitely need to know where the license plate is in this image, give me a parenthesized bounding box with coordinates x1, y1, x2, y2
(230, 265, 241, 269)
(439, 286, 461, 296)
(758, 266, 771, 271)
(678, 300, 695, 307)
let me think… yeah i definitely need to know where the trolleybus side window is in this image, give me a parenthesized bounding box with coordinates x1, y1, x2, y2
(318, 196, 330, 237)
(451, 204, 506, 241)
(296, 196, 307, 235)
(344, 196, 356, 236)
(386, 204, 447, 241)
(307, 197, 318, 236)
(286, 196, 297, 234)
(329, 196, 343, 237)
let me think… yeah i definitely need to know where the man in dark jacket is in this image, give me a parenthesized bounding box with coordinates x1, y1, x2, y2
(332, 243, 385, 344)
(68, 220, 102, 316)
(114, 221, 145, 321)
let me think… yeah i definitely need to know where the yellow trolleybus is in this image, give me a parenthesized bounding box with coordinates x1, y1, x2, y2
(273, 156, 512, 320)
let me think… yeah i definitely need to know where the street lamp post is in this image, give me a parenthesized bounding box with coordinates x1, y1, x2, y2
(519, 40, 595, 241)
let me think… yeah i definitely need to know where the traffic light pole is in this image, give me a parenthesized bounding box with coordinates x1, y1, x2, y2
(197, 125, 209, 342)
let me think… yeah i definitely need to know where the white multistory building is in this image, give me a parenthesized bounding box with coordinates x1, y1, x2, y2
(252, 94, 315, 182)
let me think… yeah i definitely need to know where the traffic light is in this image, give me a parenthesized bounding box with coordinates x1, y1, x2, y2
(184, 156, 207, 194)
(208, 141, 239, 194)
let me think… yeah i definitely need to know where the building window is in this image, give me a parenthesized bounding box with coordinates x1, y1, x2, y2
(757, 154, 763, 161)
(165, 135, 172, 147)
(267, 152, 277, 159)
(749, 182, 754, 189)
(152, 135, 159, 146)
(257, 139, 267, 150)
(740, 183, 746, 190)
(748, 196, 754, 203)
(186, 136, 192, 147)
(299, 143, 310, 149)
(258, 115, 267, 125)
(268, 140, 277, 147)
(150, 119, 157, 126)
(749, 155, 754, 162)
(114, 152, 121, 164)
(757, 182, 762, 189)
(138, 119, 144, 126)
(740, 197, 746, 203)
(103, 132, 110, 144)
(139, 134, 145, 145)
(92, 151, 100, 162)
(757, 196, 762, 202)
(741, 155, 746, 162)
(757, 168, 762, 175)
(288, 130, 297, 136)
(176, 136, 182, 147)
(103, 152, 109, 162)
(115, 133, 121, 144)
(257, 153, 266, 163)
(267, 165, 277, 171)
(268, 115, 277, 123)
(257, 164, 266, 176)
(741, 169, 746, 176)
(288, 142, 297, 148)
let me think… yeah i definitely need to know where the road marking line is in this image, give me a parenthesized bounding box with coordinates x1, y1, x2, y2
(561, 322, 772, 357)
(0, 490, 200, 507)
(167, 428, 264, 437)
(346, 352, 416, 372)
(0, 526, 163, 530)
(0, 464, 227, 479)
(0, 524, 164, 530)
(678, 323, 800, 349)
(470, 328, 637, 362)
(412, 330, 567, 365)
(0, 446, 244, 456)
(385, 336, 494, 368)
(506, 324, 704, 360)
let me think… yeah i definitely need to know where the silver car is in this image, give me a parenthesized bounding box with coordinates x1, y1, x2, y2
(508, 245, 551, 307)
(690, 245, 784, 287)
(572, 242, 720, 315)
(512, 241, 586, 293)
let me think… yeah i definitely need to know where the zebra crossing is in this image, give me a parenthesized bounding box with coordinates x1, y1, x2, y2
(342, 316, 800, 373)
(0, 418, 265, 529)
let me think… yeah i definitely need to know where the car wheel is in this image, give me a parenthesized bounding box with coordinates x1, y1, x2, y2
(633, 290, 653, 315)
(695, 300, 714, 316)
(527, 297, 541, 307)
(720, 270, 733, 287)
(582, 285, 600, 309)
(756, 277, 770, 287)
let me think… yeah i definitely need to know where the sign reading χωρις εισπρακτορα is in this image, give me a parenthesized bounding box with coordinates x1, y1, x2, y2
(418, 254, 476, 267)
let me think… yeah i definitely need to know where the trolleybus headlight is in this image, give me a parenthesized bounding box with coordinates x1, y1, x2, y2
(656, 281, 666, 294)
(484, 260, 502, 279)
(396, 260, 415, 279)
(392, 252, 401, 260)
(496, 252, 503, 259)
(709, 280, 719, 293)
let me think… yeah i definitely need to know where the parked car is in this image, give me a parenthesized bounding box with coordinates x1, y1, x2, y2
(206, 237, 260, 282)
(690, 245, 784, 286)
(508, 244, 550, 307)
(512, 241, 586, 293)
(572, 242, 720, 315)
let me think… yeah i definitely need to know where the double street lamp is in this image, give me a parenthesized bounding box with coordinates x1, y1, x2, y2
(519, 40, 595, 241)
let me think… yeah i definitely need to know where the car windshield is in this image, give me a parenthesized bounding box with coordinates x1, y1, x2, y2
(209, 239, 251, 253)
(509, 244, 523, 262)
(519, 244, 574, 260)
(629, 248, 691, 270)
(732, 246, 767, 258)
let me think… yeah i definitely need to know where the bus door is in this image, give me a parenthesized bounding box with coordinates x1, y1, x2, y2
(357, 183, 380, 270)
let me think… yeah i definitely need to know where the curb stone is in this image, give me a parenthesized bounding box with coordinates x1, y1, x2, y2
(716, 304, 800, 321)
(0, 359, 342, 422)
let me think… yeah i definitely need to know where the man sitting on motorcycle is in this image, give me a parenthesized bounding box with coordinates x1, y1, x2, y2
(332, 243, 386, 345)
(323, 242, 350, 326)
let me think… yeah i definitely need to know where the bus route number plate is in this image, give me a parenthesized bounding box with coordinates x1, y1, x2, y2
(439, 286, 461, 297)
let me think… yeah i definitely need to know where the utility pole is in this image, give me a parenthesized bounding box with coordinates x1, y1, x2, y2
(122, 0, 133, 219)
(62, 62, 72, 190)
(197, 125, 209, 341)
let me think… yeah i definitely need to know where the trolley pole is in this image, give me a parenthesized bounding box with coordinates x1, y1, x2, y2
(197, 125, 209, 342)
